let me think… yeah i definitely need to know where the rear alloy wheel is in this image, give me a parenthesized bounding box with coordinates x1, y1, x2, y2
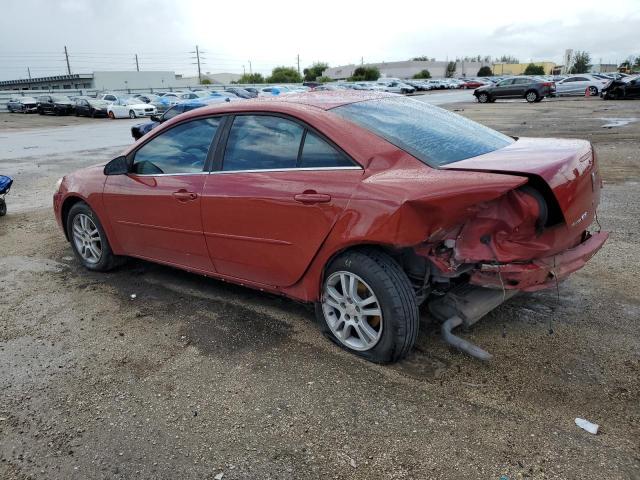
(525, 90, 539, 103)
(477, 93, 489, 103)
(67, 202, 121, 271)
(108, 111, 115, 119)
(129, 110, 136, 119)
(588, 86, 598, 96)
(315, 249, 419, 363)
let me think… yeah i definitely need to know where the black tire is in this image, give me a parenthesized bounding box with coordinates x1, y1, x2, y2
(525, 90, 539, 103)
(108, 111, 115, 119)
(314, 248, 419, 363)
(588, 86, 598, 96)
(129, 110, 136, 119)
(66, 202, 122, 272)
(534, 97, 543, 103)
(0, 198, 6, 217)
(477, 92, 490, 103)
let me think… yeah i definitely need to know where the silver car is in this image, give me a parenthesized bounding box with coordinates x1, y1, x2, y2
(555, 75, 609, 96)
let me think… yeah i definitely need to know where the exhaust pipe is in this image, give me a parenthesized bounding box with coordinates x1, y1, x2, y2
(429, 284, 518, 361)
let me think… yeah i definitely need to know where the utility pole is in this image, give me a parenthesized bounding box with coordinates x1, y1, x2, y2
(242, 65, 246, 76)
(27, 67, 32, 89)
(195, 45, 202, 83)
(361, 56, 364, 65)
(135, 54, 140, 72)
(297, 54, 300, 75)
(248, 60, 252, 75)
(64, 46, 71, 75)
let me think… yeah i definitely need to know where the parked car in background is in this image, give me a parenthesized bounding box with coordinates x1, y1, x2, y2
(37, 95, 74, 115)
(404, 80, 430, 91)
(54, 91, 607, 363)
(375, 80, 415, 94)
(7, 96, 38, 113)
(460, 79, 487, 89)
(98, 93, 124, 104)
(424, 79, 449, 90)
(474, 77, 556, 103)
(107, 98, 157, 119)
(130, 96, 237, 140)
(134, 94, 161, 104)
(602, 75, 640, 99)
(225, 87, 256, 98)
(74, 98, 110, 118)
(555, 75, 608, 96)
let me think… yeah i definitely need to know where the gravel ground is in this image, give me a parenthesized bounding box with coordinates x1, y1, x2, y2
(0, 97, 639, 480)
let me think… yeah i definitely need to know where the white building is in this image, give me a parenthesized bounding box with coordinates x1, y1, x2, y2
(322, 60, 492, 80)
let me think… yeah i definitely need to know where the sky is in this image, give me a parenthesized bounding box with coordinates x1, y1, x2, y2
(0, 0, 639, 80)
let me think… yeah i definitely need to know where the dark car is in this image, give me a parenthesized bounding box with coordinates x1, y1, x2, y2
(74, 98, 110, 118)
(37, 95, 74, 115)
(225, 87, 256, 99)
(474, 77, 556, 103)
(7, 96, 38, 113)
(131, 102, 204, 140)
(602, 75, 640, 100)
(131, 96, 236, 140)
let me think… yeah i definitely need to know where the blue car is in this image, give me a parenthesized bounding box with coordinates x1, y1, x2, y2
(130, 96, 237, 141)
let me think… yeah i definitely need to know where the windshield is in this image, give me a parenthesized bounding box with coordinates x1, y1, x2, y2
(332, 96, 514, 167)
(52, 95, 70, 102)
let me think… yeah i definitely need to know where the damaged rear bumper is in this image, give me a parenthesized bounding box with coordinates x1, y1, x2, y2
(469, 231, 609, 292)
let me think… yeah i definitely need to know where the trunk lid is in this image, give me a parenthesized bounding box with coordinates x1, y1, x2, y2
(442, 137, 602, 233)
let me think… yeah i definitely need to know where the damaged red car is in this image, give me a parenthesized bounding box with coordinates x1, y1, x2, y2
(53, 92, 608, 363)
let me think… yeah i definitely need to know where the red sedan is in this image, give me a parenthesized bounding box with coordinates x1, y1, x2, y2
(53, 91, 607, 363)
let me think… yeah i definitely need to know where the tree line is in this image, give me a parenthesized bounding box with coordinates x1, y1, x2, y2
(230, 52, 639, 85)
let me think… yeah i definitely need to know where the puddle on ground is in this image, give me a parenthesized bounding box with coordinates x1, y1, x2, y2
(598, 117, 638, 128)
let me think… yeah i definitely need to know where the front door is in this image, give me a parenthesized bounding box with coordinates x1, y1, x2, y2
(201, 114, 362, 287)
(103, 116, 222, 272)
(493, 79, 517, 98)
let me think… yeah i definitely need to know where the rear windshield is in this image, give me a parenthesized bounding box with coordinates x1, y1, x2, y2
(332, 96, 514, 167)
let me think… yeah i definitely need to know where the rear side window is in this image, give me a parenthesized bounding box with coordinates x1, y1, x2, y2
(332, 97, 514, 167)
(132, 118, 220, 174)
(300, 131, 352, 168)
(223, 115, 303, 171)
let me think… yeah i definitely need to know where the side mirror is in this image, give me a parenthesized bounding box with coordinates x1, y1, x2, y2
(104, 156, 130, 175)
(150, 114, 161, 122)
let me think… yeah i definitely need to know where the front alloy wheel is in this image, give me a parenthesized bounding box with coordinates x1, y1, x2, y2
(67, 202, 122, 271)
(477, 93, 489, 103)
(129, 110, 136, 119)
(588, 86, 598, 96)
(72, 213, 102, 265)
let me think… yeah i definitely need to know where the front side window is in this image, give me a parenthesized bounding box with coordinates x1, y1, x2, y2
(223, 115, 303, 171)
(332, 96, 514, 167)
(132, 117, 220, 175)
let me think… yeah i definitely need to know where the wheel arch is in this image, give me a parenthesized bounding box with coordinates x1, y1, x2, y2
(60, 196, 86, 240)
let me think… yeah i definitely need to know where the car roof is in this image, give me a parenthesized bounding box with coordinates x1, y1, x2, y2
(183, 90, 396, 116)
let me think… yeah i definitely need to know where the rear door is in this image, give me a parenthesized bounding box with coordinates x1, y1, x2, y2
(103, 116, 222, 272)
(201, 114, 362, 287)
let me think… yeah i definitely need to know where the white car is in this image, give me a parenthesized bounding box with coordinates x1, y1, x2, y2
(107, 98, 157, 119)
(555, 75, 609, 96)
(375, 81, 415, 94)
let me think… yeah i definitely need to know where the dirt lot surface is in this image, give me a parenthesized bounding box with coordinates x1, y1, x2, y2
(1, 97, 639, 480)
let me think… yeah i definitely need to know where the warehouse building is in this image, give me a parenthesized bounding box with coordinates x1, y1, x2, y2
(0, 71, 180, 91)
